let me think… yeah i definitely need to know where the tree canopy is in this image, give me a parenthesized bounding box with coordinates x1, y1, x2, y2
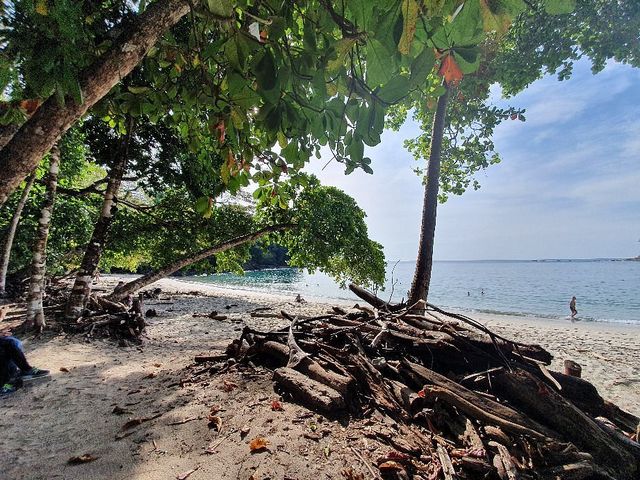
(0, 0, 578, 205)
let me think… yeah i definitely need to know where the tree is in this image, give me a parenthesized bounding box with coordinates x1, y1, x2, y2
(25, 145, 60, 330)
(65, 117, 135, 318)
(402, 0, 640, 303)
(110, 183, 385, 300)
(408, 84, 450, 304)
(0, 0, 191, 205)
(0, 173, 35, 296)
(0, 0, 499, 208)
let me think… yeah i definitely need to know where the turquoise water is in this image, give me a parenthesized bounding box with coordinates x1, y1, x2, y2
(186, 259, 640, 324)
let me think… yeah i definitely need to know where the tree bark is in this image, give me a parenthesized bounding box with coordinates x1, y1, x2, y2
(0, 0, 192, 207)
(25, 146, 61, 330)
(109, 224, 294, 302)
(0, 124, 21, 151)
(408, 83, 450, 304)
(0, 173, 36, 296)
(65, 119, 134, 319)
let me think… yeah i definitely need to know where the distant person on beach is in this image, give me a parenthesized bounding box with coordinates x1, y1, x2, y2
(1, 330, 50, 395)
(295, 294, 306, 303)
(570, 296, 578, 319)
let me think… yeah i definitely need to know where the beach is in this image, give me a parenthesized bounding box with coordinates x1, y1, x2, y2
(1, 274, 639, 479)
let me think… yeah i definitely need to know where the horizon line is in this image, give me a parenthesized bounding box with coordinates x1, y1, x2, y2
(389, 256, 638, 263)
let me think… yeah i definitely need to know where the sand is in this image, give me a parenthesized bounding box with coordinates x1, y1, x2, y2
(1, 274, 638, 480)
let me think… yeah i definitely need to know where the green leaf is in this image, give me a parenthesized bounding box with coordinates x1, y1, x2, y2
(347, 0, 375, 30)
(195, 196, 212, 218)
(452, 46, 481, 74)
(253, 49, 278, 92)
(409, 47, 436, 86)
(327, 38, 356, 74)
(347, 137, 364, 163)
(449, 0, 485, 46)
(366, 39, 393, 87)
(224, 37, 242, 71)
(207, 0, 233, 17)
(398, 0, 419, 55)
(377, 75, 411, 103)
(543, 0, 576, 15)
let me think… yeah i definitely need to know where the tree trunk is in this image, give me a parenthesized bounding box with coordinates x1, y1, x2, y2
(25, 146, 61, 330)
(109, 224, 294, 302)
(408, 84, 450, 305)
(0, 0, 192, 207)
(0, 124, 21, 151)
(65, 119, 134, 319)
(0, 173, 36, 296)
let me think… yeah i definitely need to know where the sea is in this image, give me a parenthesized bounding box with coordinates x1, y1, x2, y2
(185, 259, 640, 325)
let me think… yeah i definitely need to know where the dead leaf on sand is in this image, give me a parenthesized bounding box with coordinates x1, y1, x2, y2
(249, 436, 269, 452)
(208, 415, 222, 431)
(176, 466, 200, 479)
(112, 405, 130, 415)
(341, 467, 365, 480)
(60, 367, 70, 373)
(67, 454, 98, 465)
(142, 372, 157, 379)
(271, 399, 283, 411)
(378, 460, 405, 472)
(240, 425, 251, 438)
(220, 379, 238, 392)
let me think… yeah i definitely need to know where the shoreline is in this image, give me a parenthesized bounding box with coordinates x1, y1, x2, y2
(109, 272, 640, 329)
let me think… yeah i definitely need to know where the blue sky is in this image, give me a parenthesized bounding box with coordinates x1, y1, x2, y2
(307, 59, 640, 261)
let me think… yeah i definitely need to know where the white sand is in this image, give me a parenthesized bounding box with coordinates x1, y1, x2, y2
(1, 274, 638, 479)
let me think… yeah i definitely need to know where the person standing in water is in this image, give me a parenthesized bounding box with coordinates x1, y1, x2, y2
(569, 296, 577, 319)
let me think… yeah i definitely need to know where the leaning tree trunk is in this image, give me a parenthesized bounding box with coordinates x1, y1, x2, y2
(408, 83, 450, 305)
(110, 224, 293, 302)
(0, 0, 192, 207)
(0, 173, 36, 296)
(65, 119, 134, 319)
(25, 146, 61, 330)
(0, 124, 21, 151)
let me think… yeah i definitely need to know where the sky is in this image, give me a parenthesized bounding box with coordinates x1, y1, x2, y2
(306, 59, 640, 261)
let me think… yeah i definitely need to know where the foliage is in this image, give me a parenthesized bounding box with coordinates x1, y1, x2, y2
(0, 127, 98, 274)
(104, 182, 386, 290)
(496, 0, 640, 96)
(389, 43, 524, 202)
(1, 0, 541, 204)
(0, 0, 129, 109)
(102, 188, 256, 273)
(282, 184, 385, 289)
(244, 243, 289, 270)
(390, 0, 640, 202)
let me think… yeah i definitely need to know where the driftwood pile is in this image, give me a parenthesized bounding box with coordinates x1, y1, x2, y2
(39, 292, 148, 343)
(66, 293, 147, 342)
(216, 284, 639, 480)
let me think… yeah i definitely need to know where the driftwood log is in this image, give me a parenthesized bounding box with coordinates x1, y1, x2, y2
(198, 283, 640, 480)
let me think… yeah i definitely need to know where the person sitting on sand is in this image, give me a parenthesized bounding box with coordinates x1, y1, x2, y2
(295, 293, 306, 303)
(1, 329, 50, 395)
(569, 296, 578, 319)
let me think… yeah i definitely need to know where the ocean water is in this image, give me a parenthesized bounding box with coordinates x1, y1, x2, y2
(186, 259, 640, 324)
